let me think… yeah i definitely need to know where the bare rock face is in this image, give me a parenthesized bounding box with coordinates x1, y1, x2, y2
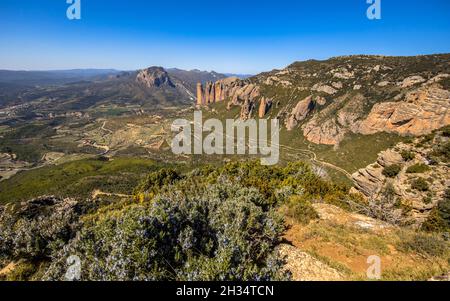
(277, 244, 343, 281)
(136, 67, 174, 88)
(239, 99, 255, 120)
(303, 119, 344, 145)
(258, 97, 272, 118)
(196, 77, 263, 119)
(400, 75, 425, 88)
(332, 81, 343, 89)
(377, 81, 390, 87)
(352, 163, 385, 198)
(203, 81, 215, 104)
(377, 149, 404, 167)
(331, 67, 355, 80)
(286, 96, 315, 131)
(315, 96, 327, 106)
(196, 83, 203, 105)
(426, 73, 449, 84)
(301, 94, 365, 145)
(312, 84, 337, 95)
(352, 148, 403, 198)
(359, 86, 450, 136)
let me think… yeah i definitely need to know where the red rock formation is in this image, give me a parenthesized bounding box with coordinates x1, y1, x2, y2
(196, 83, 204, 105)
(195, 77, 263, 119)
(358, 86, 450, 136)
(286, 96, 315, 131)
(258, 97, 272, 118)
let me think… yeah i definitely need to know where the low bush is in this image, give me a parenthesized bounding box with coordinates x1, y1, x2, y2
(382, 164, 401, 178)
(397, 232, 449, 257)
(401, 150, 415, 161)
(406, 163, 431, 174)
(442, 126, 450, 138)
(411, 178, 429, 192)
(284, 196, 319, 225)
(5, 261, 37, 281)
(43, 182, 289, 281)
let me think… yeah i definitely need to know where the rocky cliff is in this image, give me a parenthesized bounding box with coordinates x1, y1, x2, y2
(136, 67, 175, 88)
(196, 77, 268, 119)
(196, 54, 450, 145)
(358, 85, 450, 136)
(351, 127, 450, 227)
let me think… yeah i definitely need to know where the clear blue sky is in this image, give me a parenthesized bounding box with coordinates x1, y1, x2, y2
(1, 0, 449, 73)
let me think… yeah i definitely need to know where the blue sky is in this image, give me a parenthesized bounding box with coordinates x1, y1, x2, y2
(1, 0, 449, 73)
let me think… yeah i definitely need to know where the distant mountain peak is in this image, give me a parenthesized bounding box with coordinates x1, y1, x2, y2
(136, 66, 174, 88)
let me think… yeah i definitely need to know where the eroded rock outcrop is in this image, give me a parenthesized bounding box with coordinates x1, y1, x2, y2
(400, 75, 425, 88)
(311, 84, 337, 95)
(258, 97, 272, 118)
(196, 77, 266, 119)
(359, 86, 450, 136)
(352, 130, 450, 227)
(286, 96, 315, 131)
(301, 94, 365, 145)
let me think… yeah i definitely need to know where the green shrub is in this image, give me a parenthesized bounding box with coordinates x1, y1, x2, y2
(0, 160, 365, 281)
(430, 141, 450, 163)
(285, 196, 319, 225)
(442, 126, 450, 138)
(424, 189, 450, 232)
(5, 261, 37, 281)
(406, 163, 431, 174)
(401, 150, 415, 161)
(421, 207, 447, 232)
(397, 232, 448, 257)
(133, 168, 182, 197)
(382, 164, 402, 178)
(43, 182, 289, 281)
(411, 178, 429, 192)
(421, 134, 435, 144)
(423, 193, 433, 204)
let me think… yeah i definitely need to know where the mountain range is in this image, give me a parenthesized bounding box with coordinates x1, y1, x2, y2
(0, 53, 449, 281)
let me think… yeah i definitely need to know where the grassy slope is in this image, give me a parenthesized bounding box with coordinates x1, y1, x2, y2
(202, 101, 405, 183)
(0, 157, 161, 204)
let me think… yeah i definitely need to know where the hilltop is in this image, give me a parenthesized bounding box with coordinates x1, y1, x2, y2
(196, 54, 450, 145)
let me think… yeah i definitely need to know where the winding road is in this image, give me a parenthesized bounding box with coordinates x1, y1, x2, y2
(191, 120, 353, 180)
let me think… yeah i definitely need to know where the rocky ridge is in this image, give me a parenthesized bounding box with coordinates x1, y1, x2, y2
(196, 54, 450, 145)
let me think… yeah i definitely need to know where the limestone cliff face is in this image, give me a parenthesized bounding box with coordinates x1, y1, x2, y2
(196, 77, 268, 119)
(195, 55, 450, 146)
(358, 86, 450, 136)
(258, 97, 272, 118)
(300, 94, 365, 145)
(196, 83, 203, 106)
(286, 96, 315, 131)
(136, 67, 174, 88)
(196, 77, 240, 105)
(352, 149, 403, 197)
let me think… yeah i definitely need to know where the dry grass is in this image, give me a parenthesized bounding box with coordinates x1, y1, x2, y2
(283, 204, 449, 281)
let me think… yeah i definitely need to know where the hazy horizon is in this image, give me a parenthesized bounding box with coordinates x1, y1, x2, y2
(2, 52, 450, 76)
